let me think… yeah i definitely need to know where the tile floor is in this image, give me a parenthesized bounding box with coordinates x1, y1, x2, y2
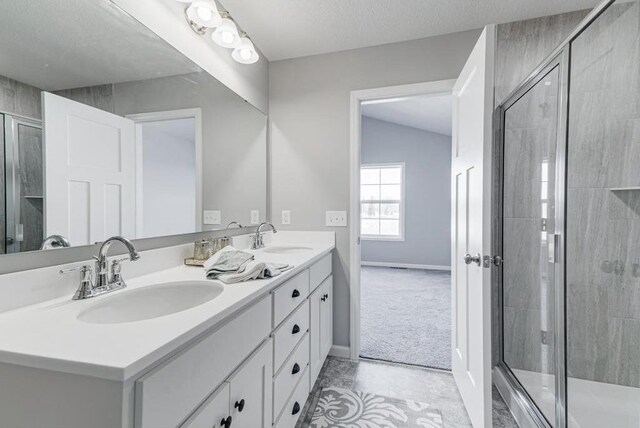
(296, 356, 518, 428)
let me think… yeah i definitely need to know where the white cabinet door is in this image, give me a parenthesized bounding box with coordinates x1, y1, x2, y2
(228, 339, 273, 428)
(42, 92, 136, 246)
(309, 275, 333, 384)
(451, 25, 495, 428)
(319, 276, 333, 361)
(181, 383, 230, 428)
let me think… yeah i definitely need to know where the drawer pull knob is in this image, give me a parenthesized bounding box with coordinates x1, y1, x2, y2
(292, 324, 301, 334)
(292, 401, 301, 415)
(292, 289, 300, 298)
(321, 296, 326, 302)
(221, 416, 232, 428)
(292, 363, 301, 374)
(234, 399, 245, 412)
(324, 293, 329, 299)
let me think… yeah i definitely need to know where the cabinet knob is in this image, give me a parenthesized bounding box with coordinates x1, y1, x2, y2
(234, 399, 245, 412)
(291, 289, 300, 298)
(292, 324, 301, 334)
(292, 401, 301, 415)
(324, 293, 329, 299)
(321, 296, 326, 302)
(221, 416, 232, 428)
(292, 363, 301, 375)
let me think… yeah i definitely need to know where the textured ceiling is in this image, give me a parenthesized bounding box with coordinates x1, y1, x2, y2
(219, 0, 598, 60)
(362, 94, 452, 136)
(0, 0, 200, 91)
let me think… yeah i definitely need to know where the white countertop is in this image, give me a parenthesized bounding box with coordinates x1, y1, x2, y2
(0, 233, 334, 381)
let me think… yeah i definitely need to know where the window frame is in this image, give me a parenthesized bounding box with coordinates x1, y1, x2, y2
(359, 162, 405, 241)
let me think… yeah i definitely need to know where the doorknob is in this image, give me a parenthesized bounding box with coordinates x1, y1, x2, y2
(463, 253, 482, 266)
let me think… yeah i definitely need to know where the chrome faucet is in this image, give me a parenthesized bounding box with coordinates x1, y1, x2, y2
(252, 222, 277, 249)
(94, 236, 140, 288)
(60, 236, 140, 300)
(40, 234, 70, 250)
(226, 221, 243, 228)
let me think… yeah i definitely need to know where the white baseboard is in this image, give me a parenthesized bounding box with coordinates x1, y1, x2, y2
(361, 261, 451, 271)
(329, 345, 351, 359)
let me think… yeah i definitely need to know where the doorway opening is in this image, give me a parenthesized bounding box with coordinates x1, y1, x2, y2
(350, 82, 454, 371)
(127, 109, 203, 239)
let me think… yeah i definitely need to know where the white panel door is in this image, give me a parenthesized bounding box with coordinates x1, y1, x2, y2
(451, 25, 495, 428)
(43, 92, 135, 246)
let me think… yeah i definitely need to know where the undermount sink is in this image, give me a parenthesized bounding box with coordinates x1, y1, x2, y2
(262, 245, 313, 254)
(77, 281, 223, 324)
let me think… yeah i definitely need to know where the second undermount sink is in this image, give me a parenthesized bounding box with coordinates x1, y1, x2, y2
(77, 281, 223, 324)
(262, 245, 313, 254)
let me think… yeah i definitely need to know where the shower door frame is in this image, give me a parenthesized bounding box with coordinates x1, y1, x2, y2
(492, 0, 616, 427)
(3, 113, 44, 254)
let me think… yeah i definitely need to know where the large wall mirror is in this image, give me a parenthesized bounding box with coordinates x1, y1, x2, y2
(0, 1, 267, 254)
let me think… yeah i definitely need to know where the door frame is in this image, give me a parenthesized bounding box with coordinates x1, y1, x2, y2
(348, 79, 457, 360)
(126, 108, 203, 237)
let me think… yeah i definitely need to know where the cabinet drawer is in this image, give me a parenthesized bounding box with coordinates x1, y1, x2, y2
(273, 269, 309, 327)
(135, 296, 272, 428)
(309, 253, 331, 292)
(180, 383, 229, 428)
(273, 300, 309, 371)
(274, 366, 310, 428)
(273, 333, 309, 420)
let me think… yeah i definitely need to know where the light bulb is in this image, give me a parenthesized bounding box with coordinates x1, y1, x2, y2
(221, 31, 235, 45)
(186, 1, 221, 28)
(196, 6, 212, 21)
(232, 36, 259, 64)
(212, 18, 241, 48)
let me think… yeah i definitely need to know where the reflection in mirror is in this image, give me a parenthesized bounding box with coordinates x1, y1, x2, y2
(0, 1, 267, 254)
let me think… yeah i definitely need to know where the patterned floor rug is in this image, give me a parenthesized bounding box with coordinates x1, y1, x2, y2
(310, 387, 443, 428)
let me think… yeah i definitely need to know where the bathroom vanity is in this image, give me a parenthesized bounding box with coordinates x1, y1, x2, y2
(0, 232, 334, 428)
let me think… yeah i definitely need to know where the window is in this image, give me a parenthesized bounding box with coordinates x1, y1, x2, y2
(360, 163, 404, 240)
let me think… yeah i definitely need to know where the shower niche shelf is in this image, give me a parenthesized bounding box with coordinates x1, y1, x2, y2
(608, 187, 640, 191)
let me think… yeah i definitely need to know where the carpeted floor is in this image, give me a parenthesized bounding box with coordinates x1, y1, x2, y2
(360, 266, 452, 370)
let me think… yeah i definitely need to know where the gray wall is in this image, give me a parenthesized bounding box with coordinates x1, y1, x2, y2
(360, 117, 451, 267)
(269, 30, 481, 347)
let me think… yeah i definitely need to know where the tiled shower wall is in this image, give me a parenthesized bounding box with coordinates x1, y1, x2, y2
(566, 1, 640, 388)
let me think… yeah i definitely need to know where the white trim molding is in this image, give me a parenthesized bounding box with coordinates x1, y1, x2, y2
(329, 345, 351, 359)
(349, 79, 457, 361)
(361, 261, 451, 271)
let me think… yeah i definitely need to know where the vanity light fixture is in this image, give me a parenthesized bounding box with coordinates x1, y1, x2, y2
(232, 35, 259, 64)
(186, 0, 222, 32)
(179, 1, 258, 65)
(211, 17, 241, 48)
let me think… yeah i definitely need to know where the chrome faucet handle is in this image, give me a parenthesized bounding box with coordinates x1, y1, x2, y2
(110, 257, 130, 284)
(60, 265, 95, 300)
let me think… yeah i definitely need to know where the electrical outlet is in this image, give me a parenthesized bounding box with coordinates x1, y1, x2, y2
(326, 210, 347, 227)
(281, 210, 291, 225)
(203, 210, 221, 225)
(250, 210, 260, 224)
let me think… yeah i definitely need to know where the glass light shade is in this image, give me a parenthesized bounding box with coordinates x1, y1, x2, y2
(186, 1, 221, 28)
(232, 37, 259, 64)
(211, 18, 241, 48)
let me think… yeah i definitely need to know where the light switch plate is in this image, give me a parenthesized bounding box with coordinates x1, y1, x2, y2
(326, 210, 347, 227)
(281, 210, 291, 225)
(250, 210, 260, 224)
(203, 210, 221, 225)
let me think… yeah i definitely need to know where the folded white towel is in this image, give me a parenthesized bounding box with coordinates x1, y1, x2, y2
(216, 260, 293, 284)
(204, 246, 254, 280)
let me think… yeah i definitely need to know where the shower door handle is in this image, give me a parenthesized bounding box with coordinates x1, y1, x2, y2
(463, 253, 482, 266)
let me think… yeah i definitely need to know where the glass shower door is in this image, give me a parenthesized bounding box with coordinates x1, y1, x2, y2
(500, 62, 562, 425)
